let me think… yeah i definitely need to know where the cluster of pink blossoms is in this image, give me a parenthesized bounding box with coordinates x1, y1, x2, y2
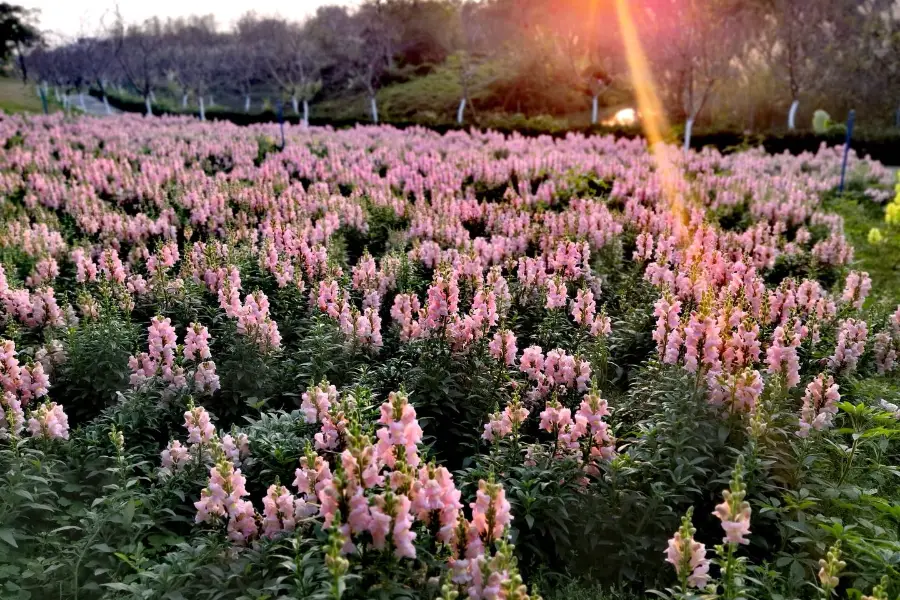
(519, 345, 591, 400)
(1, 339, 50, 404)
(129, 318, 220, 395)
(534, 391, 616, 471)
(0, 339, 66, 441)
(797, 373, 841, 438)
(828, 318, 868, 374)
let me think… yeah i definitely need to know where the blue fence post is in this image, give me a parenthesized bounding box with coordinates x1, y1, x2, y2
(277, 100, 286, 150)
(39, 87, 49, 115)
(838, 110, 855, 194)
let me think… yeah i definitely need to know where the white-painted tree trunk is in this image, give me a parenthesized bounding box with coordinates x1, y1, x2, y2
(303, 99, 309, 126)
(788, 99, 799, 130)
(457, 97, 466, 124)
(291, 95, 299, 114)
(78, 92, 86, 111)
(684, 117, 694, 152)
(182, 93, 188, 108)
(244, 94, 251, 113)
(103, 95, 111, 115)
(150, 90, 156, 102)
(62, 95, 69, 111)
(199, 96, 206, 121)
(145, 95, 153, 116)
(370, 96, 379, 124)
(591, 95, 599, 125)
(54, 87, 60, 102)
(35, 85, 40, 98)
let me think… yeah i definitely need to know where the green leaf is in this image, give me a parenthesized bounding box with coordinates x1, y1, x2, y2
(0, 530, 17, 548)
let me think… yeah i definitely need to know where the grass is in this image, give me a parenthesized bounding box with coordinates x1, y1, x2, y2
(825, 191, 900, 302)
(0, 76, 56, 114)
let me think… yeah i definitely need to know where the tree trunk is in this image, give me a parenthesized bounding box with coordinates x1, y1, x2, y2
(244, 94, 251, 113)
(591, 95, 599, 125)
(103, 94, 111, 115)
(182, 93, 189, 108)
(54, 87, 61, 102)
(79, 92, 86, 111)
(684, 117, 694, 152)
(199, 96, 206, 121)
(303, 99, 309, 126)
(457, 97, 466, 124)
(150, 90, 156, 102)
(16, 43, 27, 83)
(370, 96, 379, 124)
(788, 99, 799, 130)
(291, 95, 299, 115)
(145, 95, 153, 117)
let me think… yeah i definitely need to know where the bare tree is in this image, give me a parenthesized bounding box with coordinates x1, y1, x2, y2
(349, 1, 397, 123)
(110, 11, 166, 116)
(641, 0, 749, 146)
(257, 17, 322, 124)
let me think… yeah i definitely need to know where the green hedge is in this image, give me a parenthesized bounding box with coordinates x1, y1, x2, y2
(92, 90, 900, 165)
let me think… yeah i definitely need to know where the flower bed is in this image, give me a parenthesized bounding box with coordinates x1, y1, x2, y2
(0, 114, 898, 599)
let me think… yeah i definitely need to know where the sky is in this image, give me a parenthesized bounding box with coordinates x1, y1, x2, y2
(22, 0, 358, 40)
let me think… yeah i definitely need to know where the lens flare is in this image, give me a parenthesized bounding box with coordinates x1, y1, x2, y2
(603, 108, 637, 127)
(613, 0, 690, 241)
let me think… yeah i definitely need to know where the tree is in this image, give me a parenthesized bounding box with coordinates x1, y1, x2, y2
(257, 16, 322, 123)
(162, 16, 222, 120)
(639, 0, 751, 145)
(110, 12, 166, 116)
(70, 35, 116, 114)
(764, 0, 836, 129)
(0, 3, 40, 82)
(349, 1, 398, 123)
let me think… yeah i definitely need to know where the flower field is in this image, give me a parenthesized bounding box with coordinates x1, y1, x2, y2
(1, 114, 899, 600)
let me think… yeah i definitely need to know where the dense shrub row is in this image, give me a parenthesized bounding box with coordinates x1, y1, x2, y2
(0, 114, 899, 599)
(93, 89, 900, 165)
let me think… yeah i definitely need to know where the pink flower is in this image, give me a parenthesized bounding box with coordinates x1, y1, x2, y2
(262, 484, 299, 538)
(653, 297, 682, 364)
(519, 345, 544, 380)
(300, 381, 338, 424)
(411, 464, 463, 543)
(545, 277, 568, 310)
(375, 391, 423, 469)
(470, 479, 512, 545)
(841, 270, 872, 310)
(193, 361, 220, 394)
(483, 399, 529, 443)
(712, 458, 751, 546)
(183, 323, 212, 362)
(1, 391, 25, 438)
(160, 440, 191, 475)
(766, 319, 804, 388)
(184, 405, 215, 445)
(797, 373, 840, 437)
(26, 401, 69, 440)
(665, 510, 710, 589)
(570, 287, 596, 326)
(222, 432, 250, 466)
(488, 329, 517, 366)
(828, 318, 868, 374)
